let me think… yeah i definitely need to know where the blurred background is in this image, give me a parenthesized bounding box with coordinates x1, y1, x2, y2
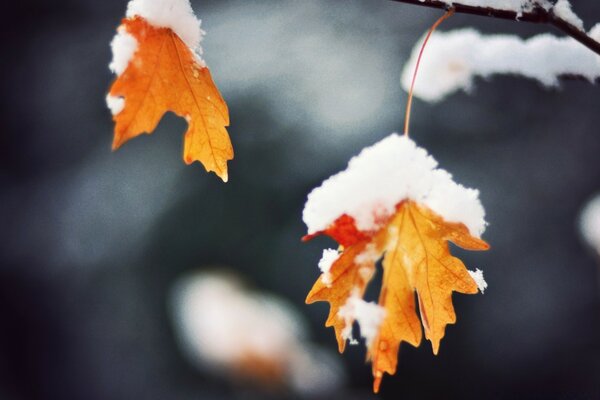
(1, 0, 600, 398)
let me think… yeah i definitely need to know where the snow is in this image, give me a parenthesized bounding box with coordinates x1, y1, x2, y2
(173, 273, 303, 367)
(170, 272, 345, 394)
(105, 95, 124, 116)
(287, 344, 346, 396)
(590, 23, 600, 43)
(401, 28, 600, 102)
(126, 0, 205, 53)
(108, 28, 138, 76)
(338, 292, 386, 347)
(106, 28, 135, 114)
(469, 269, 488, 293)
(303, 134, 487, 238)
(430, 0, 552, 16)
(552, 0, 584, 31)
(318, 249, 339, 287)
(355, 243, 379, 266)
(580, 194, 600, 256)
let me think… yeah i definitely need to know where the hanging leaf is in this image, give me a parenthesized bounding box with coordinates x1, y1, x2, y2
(107, 14, 232, 181)
(303, 134, 489, 392)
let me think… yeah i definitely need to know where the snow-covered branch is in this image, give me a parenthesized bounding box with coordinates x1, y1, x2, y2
(401, 27, 600, 102)
(388, 0, 600, 56)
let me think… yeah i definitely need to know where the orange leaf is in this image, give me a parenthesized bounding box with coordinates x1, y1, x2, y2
(307, 240, 378, 353)
(306, 200, 489, 393)
(108, 16, 232, 181)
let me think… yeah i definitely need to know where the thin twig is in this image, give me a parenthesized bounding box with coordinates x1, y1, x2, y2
(387, 0, 600, 56)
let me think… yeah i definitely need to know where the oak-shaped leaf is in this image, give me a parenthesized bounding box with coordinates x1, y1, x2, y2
(108, 16, 232, 181)
(303, 134, 489, 392)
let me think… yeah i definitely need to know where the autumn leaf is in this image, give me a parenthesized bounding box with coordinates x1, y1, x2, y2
(303, 134, 489, 393)
(306, 201, 488, 392)
(108, 16, 232, 181)
(306, 237, 378, 353)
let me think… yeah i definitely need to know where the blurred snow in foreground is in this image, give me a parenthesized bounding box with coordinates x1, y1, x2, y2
(580, 194, 600, 256)
(170, 271, 345, 396)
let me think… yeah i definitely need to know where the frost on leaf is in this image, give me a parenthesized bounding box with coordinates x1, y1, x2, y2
(303, 134, 489, 392)
(107, 2, 232, 181)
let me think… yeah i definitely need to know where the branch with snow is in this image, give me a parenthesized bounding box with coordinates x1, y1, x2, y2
(388, 0, 600, 56)
(401, 27, 600, 102)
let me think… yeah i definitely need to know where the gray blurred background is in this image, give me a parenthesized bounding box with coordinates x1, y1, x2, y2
(1, 0, 599, 399)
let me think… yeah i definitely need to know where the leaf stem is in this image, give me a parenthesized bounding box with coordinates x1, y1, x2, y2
(404, 9, 454, 136)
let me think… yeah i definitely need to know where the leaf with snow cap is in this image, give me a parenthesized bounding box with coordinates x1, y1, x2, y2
(107, 0, 232, 181)
(303, 134, 489, 392)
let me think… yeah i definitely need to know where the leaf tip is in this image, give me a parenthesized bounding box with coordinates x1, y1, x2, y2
(336, 334, 347, 354)
(111, 136, 123, 151)
(479, 240, 491, 251)
(212, 163, 229, 183)
(301, 232, 318, 242)
(305, 293, 314, 304)
(373, 371, 383, 393)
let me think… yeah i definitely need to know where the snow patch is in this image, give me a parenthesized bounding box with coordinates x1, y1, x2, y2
(109, 28, 138, 76)
(338, 292, 386, 347)
(552, 0, 584, 31)
(589, 24, 600, 43)
(105, 95, 125, 116)
(126, 0, 205, 54)
(428, 0, 552, 16)
(401, 28, 600, 102)
(580, 194, 600, 256)
(355, 243, 379, 266)
(318, 248, 339, 287)
(303, 134, 487, 237)
(171, 272, 345, 394)
(469, 269, 488, 293)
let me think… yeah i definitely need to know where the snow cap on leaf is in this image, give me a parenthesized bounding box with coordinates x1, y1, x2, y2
(303, 134, 487, 238)
(126, 0, 205, 54)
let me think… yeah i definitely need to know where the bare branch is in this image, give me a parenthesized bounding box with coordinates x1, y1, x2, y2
(387, 0, 600, 56)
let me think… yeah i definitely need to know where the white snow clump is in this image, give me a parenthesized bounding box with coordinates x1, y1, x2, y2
(126, 0, 205, 53)
(171, 272, 345, 395)
(338, 292, 386, 347)
(552, 0, 584, 31)
(108, 27, 138, 76)
(469, 268, 488, 293)
(105, 95, 125, 116)
(580, 194, 600, 256)
(303, 134, 487, 238)
(590, 23, 600, 43)
(318, 249, 339, 287)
